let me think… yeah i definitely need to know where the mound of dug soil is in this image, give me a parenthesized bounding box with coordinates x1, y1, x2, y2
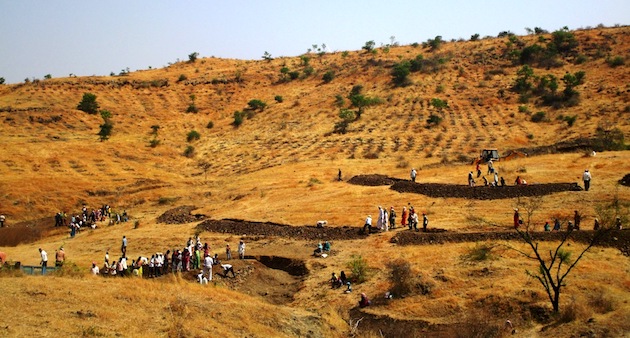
(392, 229, 630, 256)
(347, 174, 403, 186)
(156, 205, 205, 224)
(348, 174, 582, 200)
(620, 173, 630, 187)
(198, 219, 363, 241)
(391, 181, 582, 200)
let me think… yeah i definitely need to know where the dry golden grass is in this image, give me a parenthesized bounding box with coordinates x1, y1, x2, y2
(1, 26, 629, 337)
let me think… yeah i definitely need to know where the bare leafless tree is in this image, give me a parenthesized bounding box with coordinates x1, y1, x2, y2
(512, 196, 611, 313)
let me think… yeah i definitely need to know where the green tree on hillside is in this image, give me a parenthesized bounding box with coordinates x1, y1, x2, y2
(362, 40, 375, 53)
(391, 60, 412, 87)
(188, 52, 199, 63)
(98, 110, 113, 141)
(77, 93, 99, 114)
(348, 85, 382, 119)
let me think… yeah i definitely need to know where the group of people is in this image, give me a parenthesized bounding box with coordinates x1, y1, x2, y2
(514, 208, 623, 231)
(54, 204, 128, 238)
(36, 246, 65, 275)
(363, 205, 429, 233)
(313, 241, 332, 256)
(330, 271, 352, 292)
(467, 161, 511, 187)
(94, 235, 246, 284)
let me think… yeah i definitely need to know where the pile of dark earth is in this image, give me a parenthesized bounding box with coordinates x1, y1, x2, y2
(156, 205, 205, 224)
(348, 174, 582, 200)
(392, 229, 630, 256)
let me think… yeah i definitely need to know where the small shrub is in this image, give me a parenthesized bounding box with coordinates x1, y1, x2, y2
(430, 98, 448, 111)
(0, 77, 5, 85)
(415, 273, 435, 295)
(606, 56, 625, 67)
(133, 220, 140, 229)
(461, 243, 499, 262)
(575, 54, 588, 64)
(186, 104, 198, 113)
(435, 84, 445, 93)
(387, 259, 414, 297)
(306, 177, 322, 187)
(341, 51, 349, 58)
(334, 94, 345, 107)
(247, 99, 267, 111)
(177, 74, 187, 82)
(322, 71, 335, 83)
(183, 145, 195, 158)
(347, 255, 368, 283)
(288, 71, 300, 80)
(206, 121, 214, 129)
(149, 138, 160, 148)
(564, 115, 577, 127)
(531, 111, 547, 123)
(274, 95, 283, 103)
(558, 300, 587, 323)
(423, 35, 444, 51)
(426, 114, 442, 126)
(303, 66, 314, 77)
(518, 105, 529, 113)
(470, 33, 480, 41)
(186, 130, 200, 142)
(233, 111, 245, 126)
(588, 288, 615, 314)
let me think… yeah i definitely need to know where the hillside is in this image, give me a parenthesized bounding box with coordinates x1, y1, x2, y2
(0, 26, 629, 337)
(0, 26, 629, 221)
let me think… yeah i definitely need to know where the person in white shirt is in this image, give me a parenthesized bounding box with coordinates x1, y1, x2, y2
(363, 215, 373, 233)
(39, 248, 48, 275)
(583, 169, 592, 191)
(197, 270, 208, 284)
(410, 168, 417, 182)
(91, 262, 100, 275)
(203, 254, 213, 281)
(238, 240, 246, 259)
(220, 263, 236, 277)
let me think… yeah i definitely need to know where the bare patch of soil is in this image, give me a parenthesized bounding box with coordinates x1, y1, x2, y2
(198, 219, 364, 241)
(179, 256, 307, 305)
(347, 174, 582, 200)
(156, 205, 205, 224)
(0, 217, 55, 246)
